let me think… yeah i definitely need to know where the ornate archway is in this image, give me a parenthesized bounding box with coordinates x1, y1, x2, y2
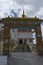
(0, 15, 43, 56)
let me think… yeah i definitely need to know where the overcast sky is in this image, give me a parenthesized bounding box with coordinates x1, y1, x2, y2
(0, 0, 43, 18)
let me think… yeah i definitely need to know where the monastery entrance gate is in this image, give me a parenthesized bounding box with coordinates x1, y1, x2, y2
(0, 16, 43, 56)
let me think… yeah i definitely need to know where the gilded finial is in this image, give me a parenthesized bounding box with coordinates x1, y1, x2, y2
(22, 8, 25, 18)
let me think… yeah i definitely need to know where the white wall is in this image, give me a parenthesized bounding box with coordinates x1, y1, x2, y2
(14, 32, 33, 38)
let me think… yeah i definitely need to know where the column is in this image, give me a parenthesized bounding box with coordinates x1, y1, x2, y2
(3, 25, 10, 56)
(35, 24, 43, 56)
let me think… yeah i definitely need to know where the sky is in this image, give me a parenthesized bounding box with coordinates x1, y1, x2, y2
(0, 0, 43, 44)
(0, 0, 43, 18)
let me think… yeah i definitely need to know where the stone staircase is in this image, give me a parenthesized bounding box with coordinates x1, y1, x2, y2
(14, 43, 31, 52)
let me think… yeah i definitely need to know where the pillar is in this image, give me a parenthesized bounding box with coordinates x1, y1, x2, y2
(35, 24, 43, 56)
(3, 25, 10, 56)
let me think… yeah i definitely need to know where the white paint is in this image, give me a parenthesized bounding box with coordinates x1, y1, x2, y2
(14, 32, 33, 38)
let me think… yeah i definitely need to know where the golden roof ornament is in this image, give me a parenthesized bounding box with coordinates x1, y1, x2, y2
(22, 8, 26, 18)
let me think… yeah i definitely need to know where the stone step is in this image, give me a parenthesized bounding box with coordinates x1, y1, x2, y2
(14, 43, 31, 52)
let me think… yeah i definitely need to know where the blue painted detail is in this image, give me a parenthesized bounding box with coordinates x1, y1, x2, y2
(11, 27, 34, 29)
